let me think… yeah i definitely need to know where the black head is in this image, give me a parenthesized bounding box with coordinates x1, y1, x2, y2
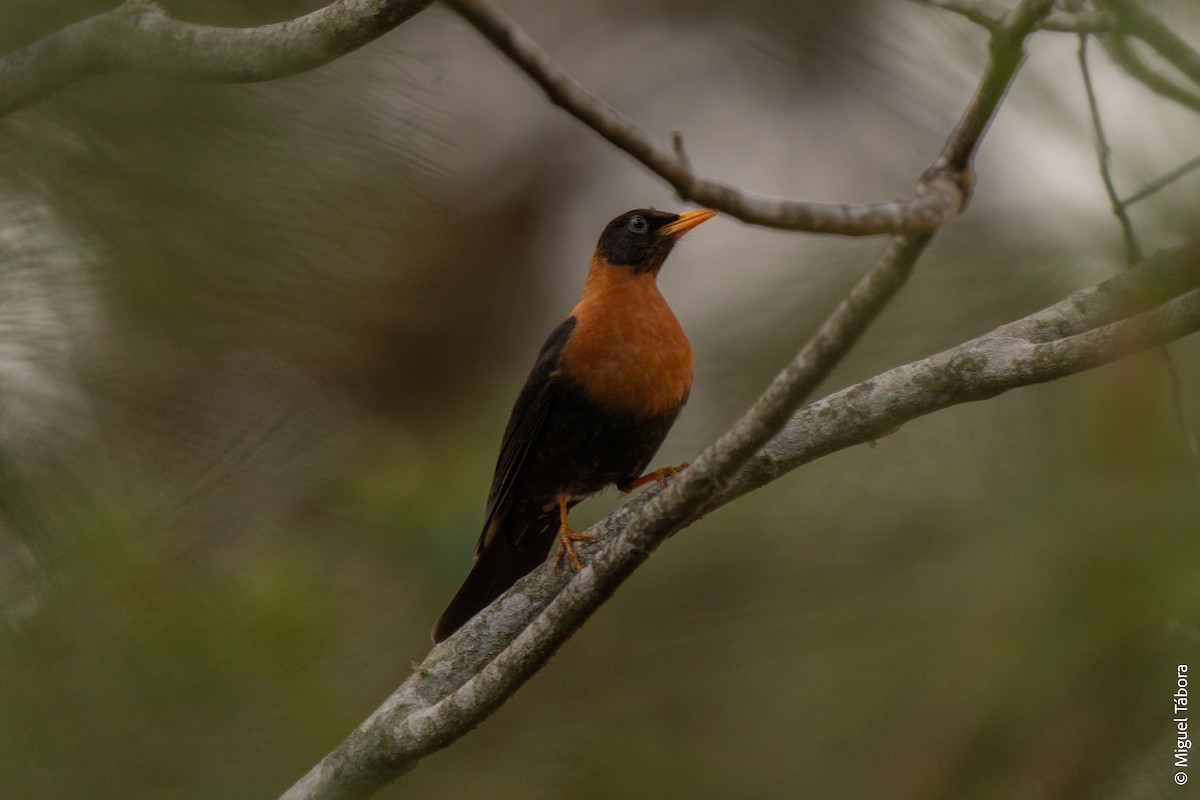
(596, 208, 715, 274)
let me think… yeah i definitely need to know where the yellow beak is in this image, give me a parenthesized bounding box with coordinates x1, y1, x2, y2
(660, 208, 716, 237)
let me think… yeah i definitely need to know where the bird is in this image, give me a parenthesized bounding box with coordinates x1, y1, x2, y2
(432, 207, 715, 642)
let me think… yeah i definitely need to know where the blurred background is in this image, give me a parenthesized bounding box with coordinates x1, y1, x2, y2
(1, 1, 1198, 798)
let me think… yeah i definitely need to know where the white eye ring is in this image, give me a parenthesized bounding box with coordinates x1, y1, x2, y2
(627, 215, 648, 234)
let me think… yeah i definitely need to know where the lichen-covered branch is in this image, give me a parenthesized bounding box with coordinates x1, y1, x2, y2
(0, 0, 435, 117)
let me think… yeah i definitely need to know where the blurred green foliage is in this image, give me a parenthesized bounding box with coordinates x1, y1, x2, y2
(0, 1, 1198, 799)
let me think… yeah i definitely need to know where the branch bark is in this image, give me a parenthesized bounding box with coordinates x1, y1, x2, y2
(0, 0, 435, 117)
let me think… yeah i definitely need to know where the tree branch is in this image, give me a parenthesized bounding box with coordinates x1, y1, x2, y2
(931, 0, 1053, 173)
(445, 0, 970, 235)
(0, 0, 435, 117)
(1097, 33, 1200, 115)
(1124, 153, 1200, 207)
(915, 0, 1200, 116)
(1078, 34, 1143, 265)
(1100, 0, 1200, 91)
(909, 0, 1117, 34)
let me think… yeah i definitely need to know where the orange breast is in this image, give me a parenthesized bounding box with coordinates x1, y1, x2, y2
(556, 258, 692, 417)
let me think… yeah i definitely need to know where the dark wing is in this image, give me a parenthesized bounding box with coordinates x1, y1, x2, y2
(474, 316, 576, 556)
(432, 318, 577, 642)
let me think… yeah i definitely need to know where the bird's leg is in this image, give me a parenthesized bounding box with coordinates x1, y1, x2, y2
(553, 492, 595, 573)
(618, 461, 690, 493)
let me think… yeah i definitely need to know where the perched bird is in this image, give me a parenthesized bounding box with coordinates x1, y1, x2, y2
(432, 207, 715, 642)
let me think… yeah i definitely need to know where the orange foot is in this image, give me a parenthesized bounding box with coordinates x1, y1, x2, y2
(618, 461, 690, 493)
(553, 492, 595, 573)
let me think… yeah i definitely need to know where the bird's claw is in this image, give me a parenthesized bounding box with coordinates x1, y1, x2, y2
(554, 527, 596, 573)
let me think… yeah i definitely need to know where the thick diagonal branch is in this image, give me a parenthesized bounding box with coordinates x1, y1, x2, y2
(0, 0, 435, 117)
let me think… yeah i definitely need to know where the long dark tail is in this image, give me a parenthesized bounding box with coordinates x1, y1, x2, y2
(432, 515, 557, 642)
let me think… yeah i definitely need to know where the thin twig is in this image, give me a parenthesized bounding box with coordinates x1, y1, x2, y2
(1101, 0, 1200, 90)
(1098, 34, 1200, 115)
(1158, 348, 1200, 468)
(1123, 153, 1200, 206)
(921, 0, 1200, 115)
(0, 0, 436, 117)
(1078, 34, 1143, 265)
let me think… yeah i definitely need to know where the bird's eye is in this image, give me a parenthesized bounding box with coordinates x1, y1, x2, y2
(627, 215, 648, 234)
